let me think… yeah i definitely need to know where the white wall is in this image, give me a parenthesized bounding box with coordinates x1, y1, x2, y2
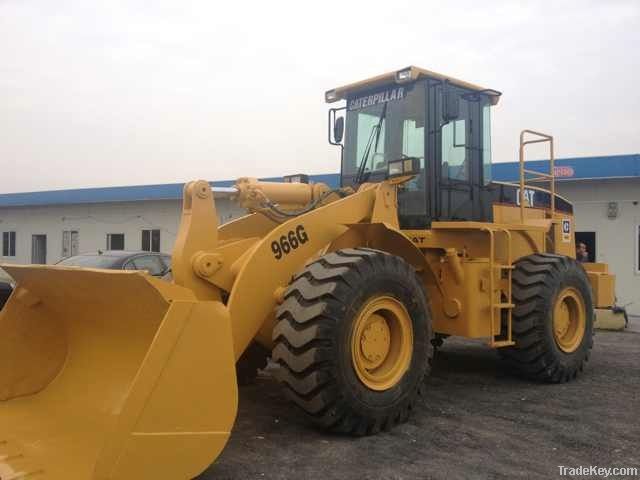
(2, 179, 638, 315)
(0, 197, 243, 266)
(558, 178, 640, 315)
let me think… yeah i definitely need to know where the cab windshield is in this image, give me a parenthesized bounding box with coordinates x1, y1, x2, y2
(342, 81, 425, 184)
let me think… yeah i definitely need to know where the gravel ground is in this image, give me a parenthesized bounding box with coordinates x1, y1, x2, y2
(200, 320, 640, 480)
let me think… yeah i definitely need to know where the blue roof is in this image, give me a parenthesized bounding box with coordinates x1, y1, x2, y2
(0, 182, 190, 208)
(0, 154, 637, 208)
(492, 154, 640, 182)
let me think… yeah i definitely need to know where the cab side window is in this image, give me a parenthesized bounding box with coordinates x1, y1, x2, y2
(441, 101, 469, 182)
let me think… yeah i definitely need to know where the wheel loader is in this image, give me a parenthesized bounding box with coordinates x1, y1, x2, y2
(0, 66, 616, 479)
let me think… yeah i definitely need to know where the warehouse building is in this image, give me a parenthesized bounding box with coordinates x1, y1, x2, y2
(0, 173, 338, 266)
(494, 154, 640, 316)
(0, 181, 244, 264)
(1, 157, 638, 314)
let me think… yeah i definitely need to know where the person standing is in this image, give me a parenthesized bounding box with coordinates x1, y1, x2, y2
(576, 242, 589, 263)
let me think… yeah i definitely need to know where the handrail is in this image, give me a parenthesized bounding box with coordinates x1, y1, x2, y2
(518, 129, 555, 222)
(481, 227, 497, 342)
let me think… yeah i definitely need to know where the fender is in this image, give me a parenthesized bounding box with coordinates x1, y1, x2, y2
(328, 222, 426, 272)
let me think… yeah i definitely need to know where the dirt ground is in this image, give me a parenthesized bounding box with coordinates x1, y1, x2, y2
(199, 319, 640, 480)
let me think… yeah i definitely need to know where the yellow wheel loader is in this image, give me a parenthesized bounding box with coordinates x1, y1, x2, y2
(0, 66, 616, 479)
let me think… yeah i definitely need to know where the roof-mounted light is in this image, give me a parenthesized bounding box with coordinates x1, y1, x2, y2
(395, 67, 413, 83)
(325, 89, 339, 103)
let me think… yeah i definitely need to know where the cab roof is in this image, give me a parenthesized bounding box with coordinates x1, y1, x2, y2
(325, 66, 501, 106)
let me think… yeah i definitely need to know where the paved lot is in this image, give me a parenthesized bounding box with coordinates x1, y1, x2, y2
(203, 323, 640, 479)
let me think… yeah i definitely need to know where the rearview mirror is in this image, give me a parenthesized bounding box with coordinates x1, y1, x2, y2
(333, 116, 344, 143)
(443, 89, 460, 121)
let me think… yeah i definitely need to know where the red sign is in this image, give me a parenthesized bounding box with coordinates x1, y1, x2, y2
(554, 166, 575, 178)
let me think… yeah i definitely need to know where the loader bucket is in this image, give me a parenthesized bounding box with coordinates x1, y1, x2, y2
(0, 265, 238, 480)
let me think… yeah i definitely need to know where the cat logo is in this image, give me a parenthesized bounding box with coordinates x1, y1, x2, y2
(561, 218, 571, 243)
(348, 87, 405, 111)
(516, 188, 535, 207)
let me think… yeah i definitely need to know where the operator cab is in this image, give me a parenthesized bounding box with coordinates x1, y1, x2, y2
(326, 66, 500, 228)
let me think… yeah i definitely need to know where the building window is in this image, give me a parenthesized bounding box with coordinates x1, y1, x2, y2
(2, 231, 16, 257)
(141, 229, 161, 253)
(62, 230, 79, 258)
(107, 233, 125, 250)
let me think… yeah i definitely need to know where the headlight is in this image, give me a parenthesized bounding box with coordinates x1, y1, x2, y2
(387, 157, 420, 179)
(395, 67, 413, 83)
(388, 160, 404, 177)
(325, 89, 338, 103)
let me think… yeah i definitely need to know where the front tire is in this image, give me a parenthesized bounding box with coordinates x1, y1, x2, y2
(272, 248, 433, 435)
(500, 254, 594, 382)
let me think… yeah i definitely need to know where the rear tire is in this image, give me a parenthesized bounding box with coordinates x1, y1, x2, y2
(499, 254, 594, 382)
(272, 248, 433, 435)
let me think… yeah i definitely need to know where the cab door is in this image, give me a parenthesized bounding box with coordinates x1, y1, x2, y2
(428, 82, 489, 222)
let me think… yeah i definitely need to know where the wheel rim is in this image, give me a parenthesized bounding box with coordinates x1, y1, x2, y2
(351, 296, 413, 391)
(552, 287, 586, 353)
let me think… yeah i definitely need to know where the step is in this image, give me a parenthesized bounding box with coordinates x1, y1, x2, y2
(491, 339, 516, 348)
(492, 265, 514, 271)
(492, 302, 515, 309)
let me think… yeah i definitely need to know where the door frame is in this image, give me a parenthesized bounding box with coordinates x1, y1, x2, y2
(31, 234, 47, 264)
(426, 79, 492, 224)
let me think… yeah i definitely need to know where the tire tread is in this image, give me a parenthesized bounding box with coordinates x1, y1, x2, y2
(272, 247, 432, 434)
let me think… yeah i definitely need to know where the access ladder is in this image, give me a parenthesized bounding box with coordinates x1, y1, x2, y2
(482, 226, 515, 347)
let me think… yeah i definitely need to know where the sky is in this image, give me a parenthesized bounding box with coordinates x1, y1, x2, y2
(0, 0, 639, 193)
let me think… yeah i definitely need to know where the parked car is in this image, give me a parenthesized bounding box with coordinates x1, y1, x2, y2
(0, 251, 171, 311)
(0, 280, 13, 311)
(56, 250, 171, 277)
